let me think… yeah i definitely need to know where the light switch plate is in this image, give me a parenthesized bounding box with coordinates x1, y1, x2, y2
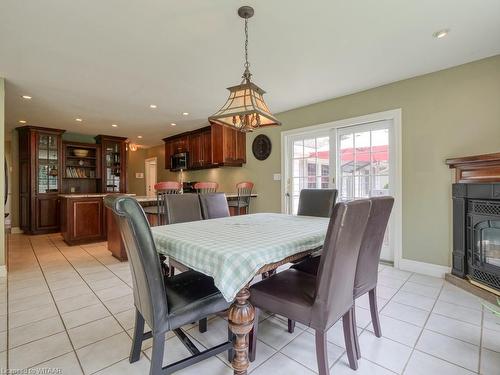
(136, 173, 144, 179)
(273, 173, 281, 181)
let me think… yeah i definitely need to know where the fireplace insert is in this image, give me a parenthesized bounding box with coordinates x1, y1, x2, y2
(452, 184, 500, 291)
(468, 200, 500, 289)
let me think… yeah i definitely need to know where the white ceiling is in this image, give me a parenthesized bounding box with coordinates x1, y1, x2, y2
(1, 0, 500, 147)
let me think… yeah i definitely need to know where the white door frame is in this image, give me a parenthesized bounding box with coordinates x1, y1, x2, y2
(281, 109, 403, 268)
(144, 157, 157, 197)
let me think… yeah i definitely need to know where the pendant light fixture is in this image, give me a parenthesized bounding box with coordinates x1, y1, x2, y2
(208, 6, 281, 132)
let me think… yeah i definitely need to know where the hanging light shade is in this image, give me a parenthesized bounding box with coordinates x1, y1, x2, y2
(208, 6, 281, 132)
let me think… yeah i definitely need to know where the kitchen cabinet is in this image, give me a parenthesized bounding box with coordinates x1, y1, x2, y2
(95, 135, 127, 193)
(188, 126, 212, 169)
(60, 195, 106, 245)
(17, 126, 65, 234)
(163, 124, 245, 171)
(211, 123, 246, 166)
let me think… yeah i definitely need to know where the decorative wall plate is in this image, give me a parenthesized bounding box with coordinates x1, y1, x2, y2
(252, 134, 272, 161)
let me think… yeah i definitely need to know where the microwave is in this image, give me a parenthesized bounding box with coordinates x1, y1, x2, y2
(171, 152, 189, 171)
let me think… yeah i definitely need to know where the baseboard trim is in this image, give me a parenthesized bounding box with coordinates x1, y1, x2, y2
(398, 258, 451, 279)
(11, 227, 23, 234)
(0, 266, 6, 277)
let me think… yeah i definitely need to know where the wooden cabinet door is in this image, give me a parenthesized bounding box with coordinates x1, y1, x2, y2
(235, 130, 246, 163)
(36, 195, 60, 232)
(72, 198, 103, 240)
(223, 126, 237, 162)
(201, 129, 212, 166)
(188, 133, 202, 168)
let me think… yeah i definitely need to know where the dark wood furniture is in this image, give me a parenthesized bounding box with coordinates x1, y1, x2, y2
(95, 135, 128, 193)
(17, 126, 65, 234)
(446, 152, 500, 183)
(106, 206, 126, 260)
(163, 124, 246, 171)
(446, 152, 500, 293)
(62, 141, 101, 194)
(60, 195, 106, 245)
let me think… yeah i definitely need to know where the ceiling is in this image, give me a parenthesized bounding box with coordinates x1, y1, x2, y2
(1, 0, 500, 147)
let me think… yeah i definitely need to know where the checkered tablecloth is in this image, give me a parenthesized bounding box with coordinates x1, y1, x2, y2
(151, 213, 329, 302)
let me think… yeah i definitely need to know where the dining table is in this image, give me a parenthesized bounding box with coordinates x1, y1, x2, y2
(151, 212, 330, 375)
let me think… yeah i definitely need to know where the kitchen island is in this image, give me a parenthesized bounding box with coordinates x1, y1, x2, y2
(60, 193, 134, 245)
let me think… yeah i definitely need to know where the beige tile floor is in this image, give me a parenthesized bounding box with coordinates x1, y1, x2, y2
(2, 233, 500, 374)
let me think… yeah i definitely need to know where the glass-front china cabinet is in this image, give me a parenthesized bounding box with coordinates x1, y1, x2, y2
(95, 135, 128, 193)
(17, 126, 65, 234)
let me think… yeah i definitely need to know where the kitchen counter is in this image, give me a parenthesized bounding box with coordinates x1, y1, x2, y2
(59, 193, 135, 198)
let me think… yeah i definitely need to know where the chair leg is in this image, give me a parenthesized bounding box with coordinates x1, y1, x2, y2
(287, 319, 295, 333)
(129, 309, 145, 363)
(342, 308, 358, 370)
(199, 318, 208, 333)
(169, 265, 175, 277)
(227, 327, 235, 362)
(315, 330, 329, 375)
(369, 288, 382, 337)
(351, 303, 361, 359)
(248, 308, 259, 362)
(150, 332, 165, 375)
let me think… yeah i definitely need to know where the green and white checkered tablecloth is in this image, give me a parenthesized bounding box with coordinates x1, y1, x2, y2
(151, 213, 330, 302)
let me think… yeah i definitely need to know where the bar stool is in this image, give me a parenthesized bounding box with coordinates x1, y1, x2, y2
(143, 181, 182, 226)
(227, 181, 254, 215)
(193, 182, 218, 194)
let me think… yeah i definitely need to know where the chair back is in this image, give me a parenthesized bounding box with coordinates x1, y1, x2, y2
(155, 182, 182, 225)
(104, 195, 168, 331)
(194, 182, 218, 194)
(164, 193, 203, 224)
(236, 181, 254, 209)
(354, 196, 394, 297)
(155, 181, 181, 194)
(297, 189, 338, 217)
(312, 199, 371, 330)
(199, 193, 230, 219)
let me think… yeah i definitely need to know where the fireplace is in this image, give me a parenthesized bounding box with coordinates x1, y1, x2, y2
(447, 152, 500, 293)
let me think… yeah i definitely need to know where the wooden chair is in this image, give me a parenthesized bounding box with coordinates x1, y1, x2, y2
(227, 181, 254, 215)
(193, 182, 218, 194)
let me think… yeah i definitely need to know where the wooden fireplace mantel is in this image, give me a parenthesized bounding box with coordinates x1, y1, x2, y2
(446, 152, 500, 183)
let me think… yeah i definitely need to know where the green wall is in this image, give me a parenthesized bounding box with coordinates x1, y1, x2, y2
(129, 55, 500, 267)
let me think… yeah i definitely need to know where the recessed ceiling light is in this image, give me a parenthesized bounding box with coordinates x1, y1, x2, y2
(137, 135, 143, 139)
(182, 112, 189, 116)
(433, 29, 450, 39)
(75, 118, 83, 122)
(112, 124, 118, 127)
(19, 120, 27, 124)
(170, 123, 176, 126)
(21, 95, 32, 100)
(149, 104, 157, 109)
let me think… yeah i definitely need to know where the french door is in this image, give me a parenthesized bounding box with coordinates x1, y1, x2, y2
(285, 118, 396, 262)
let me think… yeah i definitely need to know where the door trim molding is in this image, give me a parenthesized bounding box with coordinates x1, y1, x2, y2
(280, 108, 403, 267)
(144, 157, 157, 197)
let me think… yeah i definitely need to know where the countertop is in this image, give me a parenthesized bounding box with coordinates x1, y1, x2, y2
(59, 193, 257, 199)
(59, 193, 136, 198)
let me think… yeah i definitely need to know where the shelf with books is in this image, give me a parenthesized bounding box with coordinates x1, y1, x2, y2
(62, 142, 101, 193)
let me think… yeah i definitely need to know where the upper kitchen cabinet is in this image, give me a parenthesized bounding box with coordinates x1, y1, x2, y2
(17, 126, 65, 234)
(163, 124, 246, 171)
(211, 123, 246, 166)
(95, 135, 128, 193)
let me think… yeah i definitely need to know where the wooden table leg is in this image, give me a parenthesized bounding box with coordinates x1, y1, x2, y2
(228, 287, 255, 375)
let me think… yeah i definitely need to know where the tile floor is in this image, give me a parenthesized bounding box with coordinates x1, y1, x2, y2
(2, 233, 500, 374)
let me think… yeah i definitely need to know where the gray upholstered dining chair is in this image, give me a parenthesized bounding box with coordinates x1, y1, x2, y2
(297, 188, 338, 217)
(199, 193, 230, 219)
(143, 181, 182, 226)
(289, 196, 394, 362)
(248, 199, 372, 374)
(104, 195, 232, 375)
